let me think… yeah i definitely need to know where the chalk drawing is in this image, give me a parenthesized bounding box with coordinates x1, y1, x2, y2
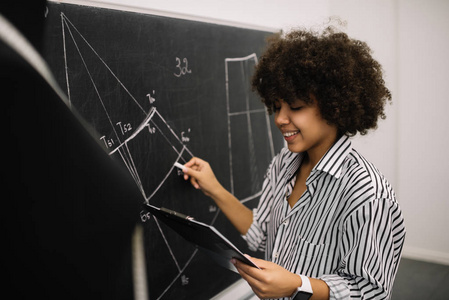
(225, 54, 275, 203)
(59, 12, 275, 299)
(60, 13, 201, 299)
(61, 13, 194, 203)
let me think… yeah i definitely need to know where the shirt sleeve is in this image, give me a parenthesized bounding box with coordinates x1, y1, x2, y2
(319, 198, 406, 299)
(241, 173, 271, 252)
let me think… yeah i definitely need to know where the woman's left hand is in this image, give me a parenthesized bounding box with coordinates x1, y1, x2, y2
(232, 255, 301, 299)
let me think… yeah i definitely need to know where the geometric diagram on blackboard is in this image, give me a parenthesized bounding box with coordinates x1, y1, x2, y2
(60, 13, 201, 300)
(109, 107, 194, 203)
(225, 54, 275, 204)
(59, 12, 274, 300)
(60, 12, 193, 205)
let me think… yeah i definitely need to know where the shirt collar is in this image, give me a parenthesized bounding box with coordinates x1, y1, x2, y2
(284, 152, 304, 182)
(313, 135, 352, 179)
(283, 135, 352, 181)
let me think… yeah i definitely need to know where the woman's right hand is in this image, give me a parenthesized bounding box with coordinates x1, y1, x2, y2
(183, 157, 253, 235)
(182, 157, 223, 198)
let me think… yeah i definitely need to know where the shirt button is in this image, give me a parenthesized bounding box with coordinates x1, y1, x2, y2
(283, 220, 289, 226)
(273, 252, 279, 259)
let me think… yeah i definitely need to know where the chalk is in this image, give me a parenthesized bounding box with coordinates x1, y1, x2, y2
(174, 162, 186, 171)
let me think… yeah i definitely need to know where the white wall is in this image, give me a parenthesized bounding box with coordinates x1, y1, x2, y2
(396, 0, 449, 264)
(55, 0, 449, 265)
(328, 0, 449, 266)
(328, 0, 398, 191)
(88, 0, 329, 32)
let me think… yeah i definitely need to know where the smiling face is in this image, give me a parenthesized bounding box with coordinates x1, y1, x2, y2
(274, 98, 339, 163)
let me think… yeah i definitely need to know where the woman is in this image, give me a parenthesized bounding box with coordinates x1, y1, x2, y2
(183, 26, 405, 300)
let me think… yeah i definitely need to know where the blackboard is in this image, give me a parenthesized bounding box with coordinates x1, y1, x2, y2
(43, 2, 284, 299)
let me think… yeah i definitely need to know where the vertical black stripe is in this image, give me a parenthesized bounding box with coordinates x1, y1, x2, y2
(242, 136, 405, 299)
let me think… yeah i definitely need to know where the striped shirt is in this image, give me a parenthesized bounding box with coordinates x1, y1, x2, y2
(243, 136, 406, 299)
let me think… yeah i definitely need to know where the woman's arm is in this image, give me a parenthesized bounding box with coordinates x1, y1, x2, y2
(183, 157, 253, 235)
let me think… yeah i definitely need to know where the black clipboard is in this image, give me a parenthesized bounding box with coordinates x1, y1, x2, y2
(144, 203, 260, 273)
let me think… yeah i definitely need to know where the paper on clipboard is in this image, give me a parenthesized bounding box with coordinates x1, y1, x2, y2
(144, 203, 260, 273)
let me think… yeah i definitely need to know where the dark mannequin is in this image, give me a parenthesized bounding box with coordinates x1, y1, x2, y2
(1, 2, 143, 298)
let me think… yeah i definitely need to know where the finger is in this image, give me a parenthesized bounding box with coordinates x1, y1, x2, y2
(183, 165, 200, 179)
(182, 168, 201, 181)
(240, 255, 266, 273)
(189, 176, 200, 189)
(184, 157, 203, 169)
(233, 260, 264, 295)
(233, 259, 253, 282)
(184, 157, 196, 168)
(234, 257, 263, 279)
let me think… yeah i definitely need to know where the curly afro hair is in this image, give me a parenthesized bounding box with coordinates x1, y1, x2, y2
(252, 26, 392, 137)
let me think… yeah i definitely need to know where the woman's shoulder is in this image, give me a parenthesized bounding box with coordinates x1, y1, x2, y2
(343, 148, 395, 201)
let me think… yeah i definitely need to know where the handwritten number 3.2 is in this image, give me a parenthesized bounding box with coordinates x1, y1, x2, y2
(174, 57, 192, 77)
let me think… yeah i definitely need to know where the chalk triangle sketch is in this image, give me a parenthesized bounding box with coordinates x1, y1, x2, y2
(58, 12, 278, 300)
(60, 12, 193, 204)
(60, 13, 200, 300)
